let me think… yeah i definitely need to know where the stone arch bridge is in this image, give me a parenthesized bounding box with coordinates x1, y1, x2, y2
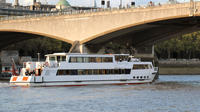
(1, 2, 200, 55)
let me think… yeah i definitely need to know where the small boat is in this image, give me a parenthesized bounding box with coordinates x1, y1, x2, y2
(0, 72, 12, 80)
(10, 53, 158, 87)
(0, 58, 20, 80)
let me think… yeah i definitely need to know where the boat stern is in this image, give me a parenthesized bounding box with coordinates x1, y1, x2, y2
(10, 76, 32, 86)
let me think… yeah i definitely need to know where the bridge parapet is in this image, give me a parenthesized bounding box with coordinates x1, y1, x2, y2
(0, 1, 196, 22)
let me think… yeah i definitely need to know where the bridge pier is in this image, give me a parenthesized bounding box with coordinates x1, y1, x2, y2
(69, 41, 156, 59)
(134, 45, 154, 59)
(69, 41, 156, 57)
(68, 41, 97, 54)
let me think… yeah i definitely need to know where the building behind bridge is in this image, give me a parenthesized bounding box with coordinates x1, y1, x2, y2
(0, 50, 32, 74)
(0, 0, 12, 8)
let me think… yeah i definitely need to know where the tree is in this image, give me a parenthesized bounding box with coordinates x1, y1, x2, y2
(3, 37, 71, 59)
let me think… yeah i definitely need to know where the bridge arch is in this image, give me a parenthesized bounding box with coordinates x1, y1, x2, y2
(0, 29, 73, 49)
(81, 14, 189, 43)
(83, 15, 200, 49)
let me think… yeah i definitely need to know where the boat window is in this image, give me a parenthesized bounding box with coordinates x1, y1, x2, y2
(102, 69, 106, 74)
(102, 57, 113, 62)
(49, 56, 56, 61)
(115, 56, 120, 62)
(121, 69, 125, 74)
(99, 70, 103, 74)
(61, 56, 66, 61)
(78, 70, 83, 75)
(57, 70, 65, 75)
(66, 70, 70, 75)
(77, 57, 84, 63)
(133, 64, 150, 69)
(115, 55, 129, 62)
(105, 69, 110, 74)
(118, 69, 122, 74)
(85, 70, 89, 75)
(57, 56, 61, 61)
(96, 57, 102, 63)
(125, 69, 131, 74)
(110, 69, 115, 74)
(89, 57, 96, 63)
(70, 70, 78, 75)
(144, 65, 148, 69)
(69, 57, 77, 63)
(84, 57, 89, 63)
(114, 69, 119, 74)
(93, 69, 99, 74)
(88, 70, 93, 75)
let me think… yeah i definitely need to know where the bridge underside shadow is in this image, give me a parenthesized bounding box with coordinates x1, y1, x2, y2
(84, 16, 200, 53)
(0, 31, 51, 49)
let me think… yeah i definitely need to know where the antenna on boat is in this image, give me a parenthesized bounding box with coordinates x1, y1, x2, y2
(11, 58, 19, 76)
(37, 53, 40, 62)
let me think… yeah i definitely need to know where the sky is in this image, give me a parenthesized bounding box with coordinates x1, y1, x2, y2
(6, 0, 194, 7)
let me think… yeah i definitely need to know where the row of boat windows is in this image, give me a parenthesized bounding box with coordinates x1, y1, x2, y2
(48, 55, 140, 63)
(49, 56, 113, 63)
(133, 76, 149, 79)
(69, 57, 113, 63)
(115, 55, 130, 62)
(56, 69, 131, 75)
(133, 64, 153, 69)
(49, 56, 66, 61)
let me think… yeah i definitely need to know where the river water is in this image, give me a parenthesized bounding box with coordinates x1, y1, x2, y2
(0, 75, 200, 112)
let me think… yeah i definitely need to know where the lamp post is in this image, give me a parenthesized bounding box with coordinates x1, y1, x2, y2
(190, 0, 195, 16)
(14, 0, 19, 6)
(37, 53, 40, 62)
(120, 0, 122, 8)
(94, 0, 97, 8)
(107, 0, 110, 8)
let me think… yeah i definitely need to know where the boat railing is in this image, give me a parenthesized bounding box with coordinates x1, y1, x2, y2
(49, 63, 58, 68)
(48, 61, 64, 68)
(130, 58, 141, 62)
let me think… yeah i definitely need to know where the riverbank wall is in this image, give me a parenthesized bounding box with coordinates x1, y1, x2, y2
(159, 59, 200, 75)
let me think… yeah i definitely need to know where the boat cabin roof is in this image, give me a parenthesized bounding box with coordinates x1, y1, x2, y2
(45, 53, 130, 57)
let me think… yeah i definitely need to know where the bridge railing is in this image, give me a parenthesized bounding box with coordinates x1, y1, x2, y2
(133, 0, 189, 7)
(0, 0, 196, 22)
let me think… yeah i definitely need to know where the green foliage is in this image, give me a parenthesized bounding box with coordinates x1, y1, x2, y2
(155, 31, 200, 59)
(3, 38, 71, 58)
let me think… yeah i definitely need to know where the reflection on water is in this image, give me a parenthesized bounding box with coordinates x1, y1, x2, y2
(1, 75, 200, 112)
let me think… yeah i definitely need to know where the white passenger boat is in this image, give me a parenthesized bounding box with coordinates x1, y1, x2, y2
(10, 53, 158, 87)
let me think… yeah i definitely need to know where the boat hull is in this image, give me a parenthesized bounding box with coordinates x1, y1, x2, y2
(10, 76, 154, 87)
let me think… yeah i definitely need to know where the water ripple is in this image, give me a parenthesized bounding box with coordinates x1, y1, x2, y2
(0, 75, 200, 112)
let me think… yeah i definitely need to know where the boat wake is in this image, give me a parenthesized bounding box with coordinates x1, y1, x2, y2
(0, 81, 10, 88)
